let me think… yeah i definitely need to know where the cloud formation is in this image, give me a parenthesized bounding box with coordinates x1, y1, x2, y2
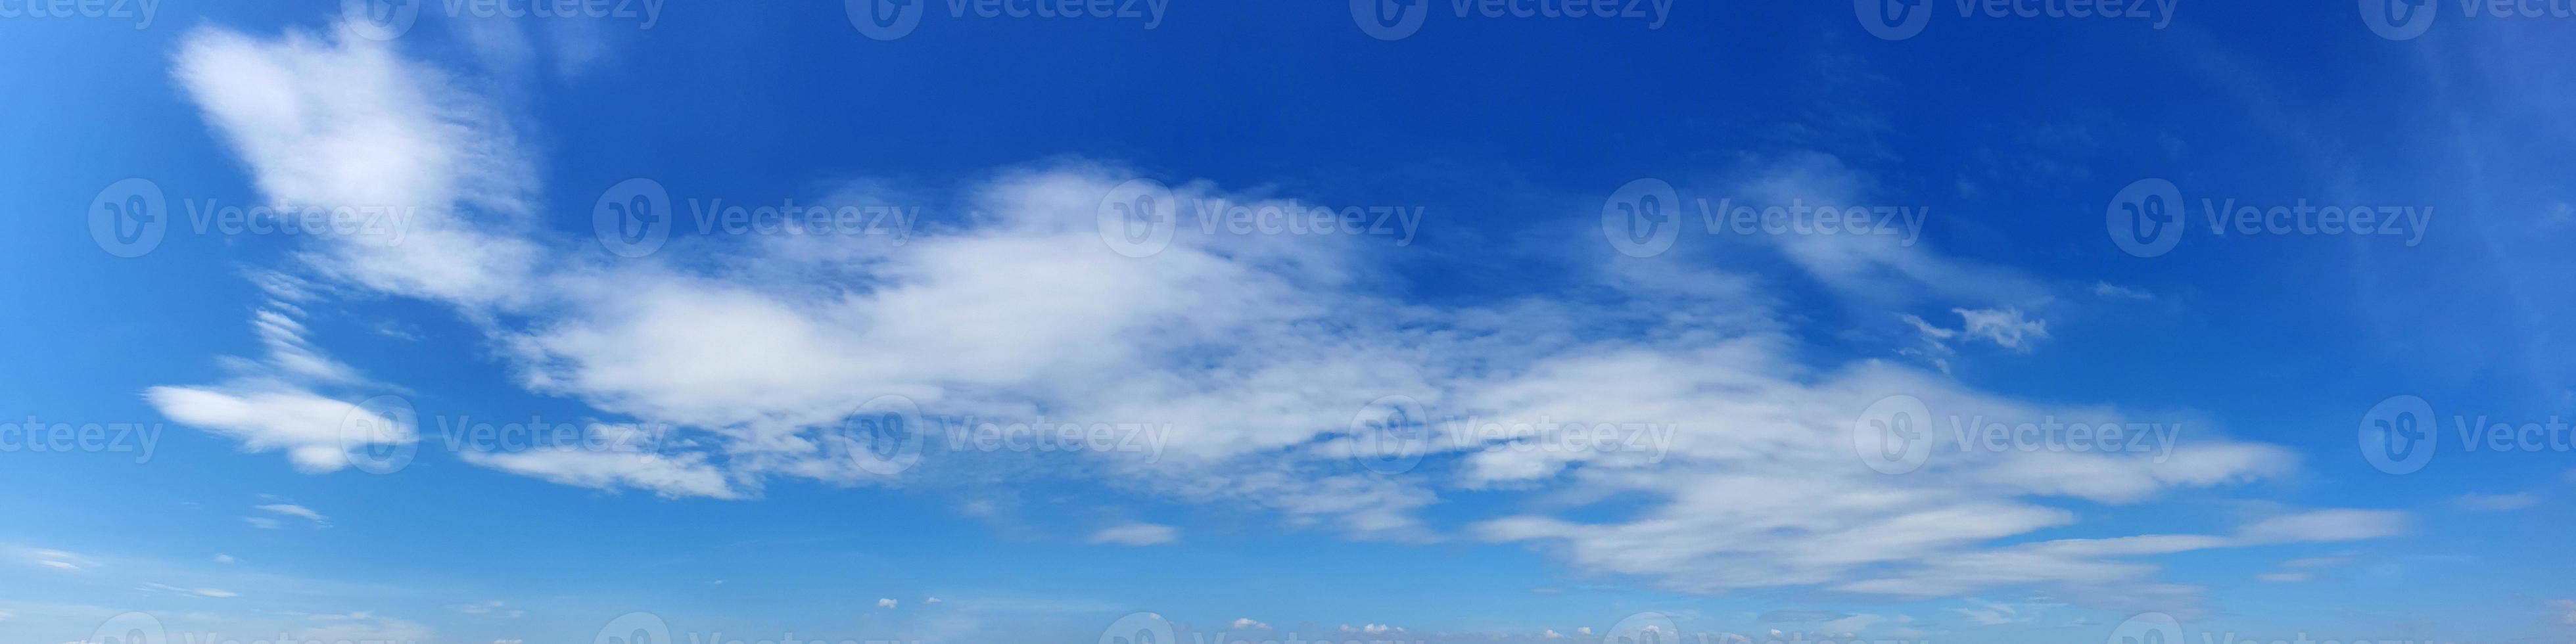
(150, 17, 2408, 614)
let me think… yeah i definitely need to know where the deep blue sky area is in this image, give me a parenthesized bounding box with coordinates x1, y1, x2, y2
(1, 3, 2571, 644)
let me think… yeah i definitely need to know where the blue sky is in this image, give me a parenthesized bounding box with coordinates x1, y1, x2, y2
(3, 2, 2574, 644)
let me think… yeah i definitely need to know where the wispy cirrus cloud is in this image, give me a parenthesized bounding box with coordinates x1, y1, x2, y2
(149, 15, 2409, 616)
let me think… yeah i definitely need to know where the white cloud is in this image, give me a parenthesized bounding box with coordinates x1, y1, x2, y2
(1715, 152, 2051, 306)
(877, 599, 898, 609)
(18, 547, 91, 571)
(142, 582, 239, 598)
(1953, 308, 2048, 350)
(2092, 282, 2153, 300)
(214, 554, 236, 564)
(2279, 555, 2353, 568)
(1231, 618, 1271, 630)
(460, 601, 523, 618)
(2453, 492, 2541, 512)
(2255, 572, 2310, 582)
(145, 306, 411, 474)
(155, 15, 2399, 615)
(1947, 599, 2032, 626)
(1087, 523, 1179, 546)
(1900, 308, 2049, 367)
(2236, 509, 2409, 543)
(150, 386, 410, 474)
(2552, 599, 2576, 625)
(173, 22, 540, 306)
(459, 447, 737, 499)
(248, 503, 330, 528)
